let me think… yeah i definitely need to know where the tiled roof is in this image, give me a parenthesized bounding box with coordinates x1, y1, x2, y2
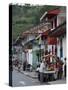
(22, 22, 50, 36)
(40, 8, 61, 21)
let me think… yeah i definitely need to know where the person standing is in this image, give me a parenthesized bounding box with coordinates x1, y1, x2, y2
(23, 60, 27, 71)
(18, 63, 21, 72)
(39, 59, 47, 82)
(36, 65, 40, 81)
(57, 57, 63, 79)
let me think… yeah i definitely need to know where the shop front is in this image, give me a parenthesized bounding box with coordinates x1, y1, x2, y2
(48, 21, 66, 60)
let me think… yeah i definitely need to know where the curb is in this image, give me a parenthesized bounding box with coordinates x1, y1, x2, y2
(13, 67, 38, 79)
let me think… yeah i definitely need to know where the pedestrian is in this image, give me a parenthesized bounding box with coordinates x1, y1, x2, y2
(15, 59, 18, 67)
(36, 64, 40, 81)
(23, 60, 27, 71)
(18, 63, 21, 72)
(57, 57, 63, 79)
(39, 58, 47, 82)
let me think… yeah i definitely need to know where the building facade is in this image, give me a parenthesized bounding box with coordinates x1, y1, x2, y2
(40, 7, 66, 61)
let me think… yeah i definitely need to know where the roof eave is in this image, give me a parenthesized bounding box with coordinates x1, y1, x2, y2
(40, 12, 47, 21)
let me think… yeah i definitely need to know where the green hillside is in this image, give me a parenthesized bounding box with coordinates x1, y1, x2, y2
(12, 4, 61, 42)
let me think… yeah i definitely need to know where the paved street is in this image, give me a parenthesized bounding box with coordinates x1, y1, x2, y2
(12, 69, 66, 87)
(12, 69, 50, 87)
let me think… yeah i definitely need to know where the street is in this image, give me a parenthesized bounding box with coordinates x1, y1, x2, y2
(12, 69, 50, 87)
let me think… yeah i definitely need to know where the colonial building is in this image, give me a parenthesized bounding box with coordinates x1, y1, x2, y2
(14, 7, 66, 70)
(40, 7, 66, 62)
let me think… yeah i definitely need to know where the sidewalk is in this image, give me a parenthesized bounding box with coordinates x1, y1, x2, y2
(48, 78, 66, 84)
(13, 66, 38, 79)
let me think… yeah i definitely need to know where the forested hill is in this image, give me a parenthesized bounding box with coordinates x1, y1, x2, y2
(12, 4, 61, 42)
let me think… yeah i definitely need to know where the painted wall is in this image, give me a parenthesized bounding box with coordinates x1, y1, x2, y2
(29, 50, 33, 65)
(27, 49, 33, 65)
(32, 50, 38, 68)
(22, 52, 25, 62)
(57, 10, 66, 27)
(57, 38, 60, 58)
(62, 35, 66, 60)
(27, 35, 35, 42)
(57, 35, 66, 61)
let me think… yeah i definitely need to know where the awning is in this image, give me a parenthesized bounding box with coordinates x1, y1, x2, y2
(47, 37, 57, 45)
(47, 8, 61, 15)
(41, 29, 50, 40)
(48, 21, 66, 37)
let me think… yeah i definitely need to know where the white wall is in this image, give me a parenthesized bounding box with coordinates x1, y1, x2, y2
(33, 45, 40, 51)
(22, 52, 25, 62)
(28, 50, 32, 65)
(57, 36, 66, 61)
(62, 36, 66, 77)
(26, 49, 32, 65)
(26, 35, 35, 43)
(26, 52, 29, 64)
(41, 44, 45, 49)
(62, 36, 66, 59)
(57, 38, 60, 58)
(57, 12, 66, 27)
